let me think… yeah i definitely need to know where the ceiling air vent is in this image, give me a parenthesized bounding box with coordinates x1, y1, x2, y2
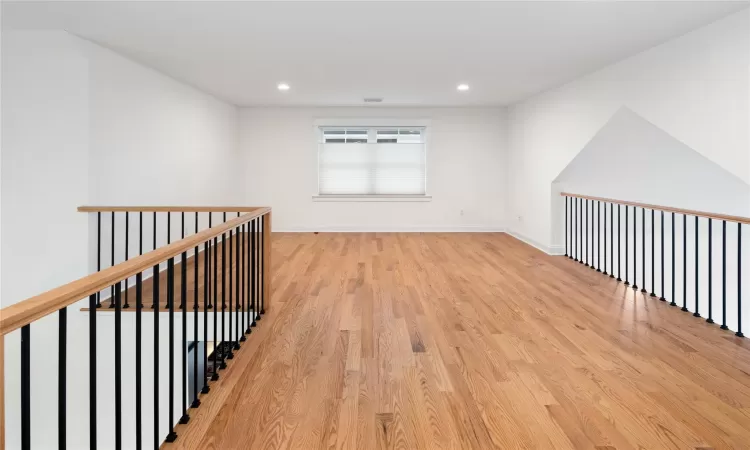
(364, 98, 383, 103)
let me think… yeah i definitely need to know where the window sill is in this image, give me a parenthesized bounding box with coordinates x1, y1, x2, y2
(312, 195, 432, 203)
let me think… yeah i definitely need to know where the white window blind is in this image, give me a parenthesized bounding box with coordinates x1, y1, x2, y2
(318, 127, 426, 196)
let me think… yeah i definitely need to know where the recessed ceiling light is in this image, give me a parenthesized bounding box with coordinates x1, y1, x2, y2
(457, 84, 470, 92)
(277, 83, 290, 91)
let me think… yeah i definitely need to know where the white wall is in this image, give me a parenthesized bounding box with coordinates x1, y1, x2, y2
(1, 30, 241, 449)
(507, 8, 750, 251)
(239, 107, 507, 231)
(83, 37, 241, 276)
(86, 40, 240, 207)
(1, 30, 91, 450)
(2, 29, 242, 299)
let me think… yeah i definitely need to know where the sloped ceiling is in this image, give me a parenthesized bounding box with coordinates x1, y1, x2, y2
(554, 107, 750, 217)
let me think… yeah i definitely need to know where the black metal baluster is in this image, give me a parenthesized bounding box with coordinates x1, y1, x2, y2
(137, 213, 143, 450)
(737, 223, 744, 337)
(192, 212, 201, 407)
(603, 202, 608, 275)
(220, 212, 228, 370)
(635, 207, 642, 289)
(251, 218, 257, 329)
(610, 203, 614, 278)
(596, 201, 601, 272)
(581, 198, 584, 264)
(153, 256, 160, 449)
(261, 216, 266, 316)
(570, 197, 573, 259)
(125, 213, 130, 308)
(625, 206, 630, 286)
(207, 213, 213, 310)
(258, 217, 263, 320)
(238, 223, 250, 342)
(165, 213, 172, 308)
(565, 197, 568, 257)
(585, 199, 589, 267)
(114, 283, 122, 450)
(253, 217, 260, 320)
(571, 197, 578, 262)
(166, 256, 177, 442)
(660, 211, 666, 301)
(651, 209, 656, 297)
(248, 221, 253, 332)
(694, 217, 700, 317)
(135, 273, 142, 450)
(591, 199, 594, 266)
(202, 220, 210, 393)
(59, 306, 67, 450)
(180, 214, 189, 424)
(152, 212, 157, 309)
(110, 211, 116, 308)
(21, 324, 30, 450)
(179, 213, 185, 310)
(241, 224, 247, 341)
(228, 223, 235, 358)
(682, 215, 688, 312)
(235, 221, 241, 348)
(97, 212, 102, 307)
(592, 201, 596, 270)
(589, 199, 592, 267)
(245, 222, 250, 332)
(579, 199, 583, 264)
(721, 220, 728, 329)
(707, 219, 714, 323)
(89, 293, 97, 449)
(669, 213, 677, 306)
(573, 197, 577, 261)
(212, 213, 219, 380)
(640, 208, 646, 293)
(617, 204, 622, 282)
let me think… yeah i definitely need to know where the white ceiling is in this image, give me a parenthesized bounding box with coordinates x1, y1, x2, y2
(4, 1, 749, 107)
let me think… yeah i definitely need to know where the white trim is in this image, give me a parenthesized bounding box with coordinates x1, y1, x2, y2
(275, 225, 506, 233)
(506, 230, 565, 255)
(312, 195, 432, 202)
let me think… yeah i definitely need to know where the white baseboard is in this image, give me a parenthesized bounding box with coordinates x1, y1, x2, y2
(506, 230, 565, 256)
(275, 225, 506, 233)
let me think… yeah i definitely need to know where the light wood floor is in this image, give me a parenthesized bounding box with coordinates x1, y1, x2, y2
(171, 232, 750, 450)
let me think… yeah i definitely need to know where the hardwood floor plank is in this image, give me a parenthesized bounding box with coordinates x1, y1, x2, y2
(169, 232, 750, 450)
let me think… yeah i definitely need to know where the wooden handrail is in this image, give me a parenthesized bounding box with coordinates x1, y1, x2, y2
(0, 207, 271, 336)
(78, 206, 263, 212)
(561, 192, 750, 225)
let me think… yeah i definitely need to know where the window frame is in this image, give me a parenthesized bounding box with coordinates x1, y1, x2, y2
(314, 121, 431, 202)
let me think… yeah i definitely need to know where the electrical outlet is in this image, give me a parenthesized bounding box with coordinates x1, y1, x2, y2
(517, 215, 523, 222)
(460, 209, 464, 216)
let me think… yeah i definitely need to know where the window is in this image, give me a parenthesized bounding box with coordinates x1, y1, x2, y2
(318, 126, 427, 197)
(322, 128, 368, 143)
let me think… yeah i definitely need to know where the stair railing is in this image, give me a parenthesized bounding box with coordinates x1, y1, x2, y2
(0, 206, 272, 449)
(562, 192, 748, 336)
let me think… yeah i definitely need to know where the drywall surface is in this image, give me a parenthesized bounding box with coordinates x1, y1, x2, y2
(239, 107, 507, 231)
(507, 9, 750, 250)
